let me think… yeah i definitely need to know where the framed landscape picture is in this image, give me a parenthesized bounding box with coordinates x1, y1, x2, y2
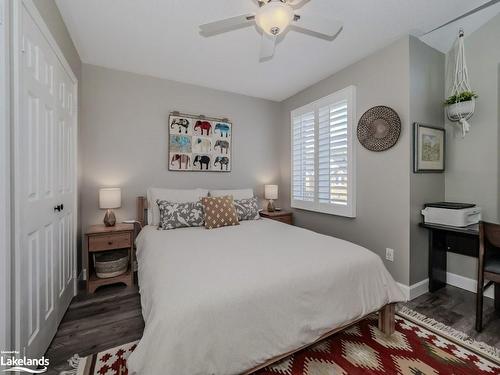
(168, 113, 232, 172)
(413, 123, 445, 173)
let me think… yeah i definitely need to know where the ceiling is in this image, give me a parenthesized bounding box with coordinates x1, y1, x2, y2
(56, 0, 493, 101)
(421, 1, 500, 53)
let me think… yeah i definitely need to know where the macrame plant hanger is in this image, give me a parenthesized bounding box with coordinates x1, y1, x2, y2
(447, 29, 475, 137)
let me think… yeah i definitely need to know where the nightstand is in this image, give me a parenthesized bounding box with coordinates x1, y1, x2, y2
(84, 224, 134, 293)
(260, 210, 293, 225)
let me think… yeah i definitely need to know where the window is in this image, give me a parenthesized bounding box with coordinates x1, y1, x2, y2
(291, 86, 356, 217)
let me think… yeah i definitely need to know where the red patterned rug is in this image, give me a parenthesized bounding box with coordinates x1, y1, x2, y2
(65, 309, 500, 375)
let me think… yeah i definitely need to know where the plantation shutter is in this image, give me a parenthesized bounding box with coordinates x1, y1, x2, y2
(292, 110, 315, 203)
(318, 100, 349, 206)
(291, 86, 356, 217)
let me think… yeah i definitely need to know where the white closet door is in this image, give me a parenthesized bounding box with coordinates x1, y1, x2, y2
(14, 1, 77, 359)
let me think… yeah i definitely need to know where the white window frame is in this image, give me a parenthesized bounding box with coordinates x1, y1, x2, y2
(290, 85, 357, 217)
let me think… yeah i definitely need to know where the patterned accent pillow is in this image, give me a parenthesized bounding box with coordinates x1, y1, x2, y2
(201, 195, 240, 229)
(234, 197, 261, 221)
(156, 199, 204, 230)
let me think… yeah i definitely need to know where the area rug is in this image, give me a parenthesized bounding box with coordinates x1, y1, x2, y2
(62, 308, 500, 375)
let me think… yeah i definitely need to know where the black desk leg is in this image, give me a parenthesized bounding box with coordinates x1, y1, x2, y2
(428, 230, 447, 292)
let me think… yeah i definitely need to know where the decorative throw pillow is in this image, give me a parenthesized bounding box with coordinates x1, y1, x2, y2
(234, 197, 261, 221)
(156, 200, 204, 230)
(201, 196, 240, 229)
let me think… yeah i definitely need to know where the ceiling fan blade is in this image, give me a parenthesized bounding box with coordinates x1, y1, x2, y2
(292, 15, 343, 39)
(423, 0, 500, 35)
(199, 14, 255, 36)
(260, 33, 276, 59)
(287, 0, 311, 10)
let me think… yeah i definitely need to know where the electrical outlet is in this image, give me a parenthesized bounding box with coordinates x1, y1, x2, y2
(385, 248, 394, 262)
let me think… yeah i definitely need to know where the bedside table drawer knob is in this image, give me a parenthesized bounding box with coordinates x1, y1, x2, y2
(108, 241, 113, 245)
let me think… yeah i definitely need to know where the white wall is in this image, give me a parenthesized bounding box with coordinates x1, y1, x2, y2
(0, 0, 11, 357)
(80, 64, 281, 252)
(445, 14, 500, 279)
(279, 37, 411, 285)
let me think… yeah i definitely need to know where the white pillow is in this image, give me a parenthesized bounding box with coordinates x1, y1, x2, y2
(209, 189, 254, 200)
(147, 188, 209, 226)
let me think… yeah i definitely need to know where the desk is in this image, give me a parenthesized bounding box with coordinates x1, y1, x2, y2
(419, 222, 479, 292)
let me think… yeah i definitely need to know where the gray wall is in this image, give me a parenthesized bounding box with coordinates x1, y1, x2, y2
(409, 37, 445, 284)
(80, 64, 281, 232)
(279, 37, 411, 285)
(445, 14, 500, 279)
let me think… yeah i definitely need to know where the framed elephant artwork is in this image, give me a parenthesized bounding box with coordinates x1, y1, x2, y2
(168, 113, 232, 172)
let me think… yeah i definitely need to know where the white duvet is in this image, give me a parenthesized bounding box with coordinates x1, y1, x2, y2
(128, 219, 404, 375)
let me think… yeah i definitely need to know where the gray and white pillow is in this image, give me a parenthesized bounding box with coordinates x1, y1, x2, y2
(234, 197, 261, 221)
(157, 199, 204, 230)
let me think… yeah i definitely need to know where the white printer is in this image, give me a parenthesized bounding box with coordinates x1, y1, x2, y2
(421, 202, 481, 227)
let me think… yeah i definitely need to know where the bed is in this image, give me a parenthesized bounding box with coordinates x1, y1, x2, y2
(128, 196, 405, 375)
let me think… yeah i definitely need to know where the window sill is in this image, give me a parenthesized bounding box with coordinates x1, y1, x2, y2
(291, 201, 356, 218)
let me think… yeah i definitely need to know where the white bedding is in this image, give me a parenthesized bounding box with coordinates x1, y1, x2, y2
(128, 219, 404, 375)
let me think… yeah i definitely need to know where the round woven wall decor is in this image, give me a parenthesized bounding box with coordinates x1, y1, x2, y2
(357, 106, 401, 152)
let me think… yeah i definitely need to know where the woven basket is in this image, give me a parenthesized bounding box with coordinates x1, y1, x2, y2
(94, 249, 129, 279)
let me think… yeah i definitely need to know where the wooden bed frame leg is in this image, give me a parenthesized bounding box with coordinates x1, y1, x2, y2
(378, 303, 395, 336)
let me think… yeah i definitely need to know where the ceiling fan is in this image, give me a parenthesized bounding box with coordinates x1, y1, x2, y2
(199, 0, 343, 60)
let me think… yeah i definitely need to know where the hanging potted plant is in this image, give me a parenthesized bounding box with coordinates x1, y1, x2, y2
(445, 29, 477, 137)
(445, 91, 478, 120)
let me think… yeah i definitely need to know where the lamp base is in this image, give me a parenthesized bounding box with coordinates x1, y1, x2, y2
(104, 209, 116, 227)
(267, 200, 276, 212)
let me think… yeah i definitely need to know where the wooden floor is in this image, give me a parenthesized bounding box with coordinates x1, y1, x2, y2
(405, 285, 500, 347)
(44, 284, 144, 375)
(45, 284, 500, 374)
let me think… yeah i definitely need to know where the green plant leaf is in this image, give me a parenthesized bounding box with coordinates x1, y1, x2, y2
(444, 91, 478, 106)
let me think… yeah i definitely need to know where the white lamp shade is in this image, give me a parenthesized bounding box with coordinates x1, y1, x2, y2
(99, 188, 121, 209)
(265, 185, 278, 200)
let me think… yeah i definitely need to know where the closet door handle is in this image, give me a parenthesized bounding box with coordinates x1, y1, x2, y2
(60, 204, 64, 211)
(54, 205, 61, 212)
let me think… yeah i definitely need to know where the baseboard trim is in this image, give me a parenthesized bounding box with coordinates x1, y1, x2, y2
(79, 269, 86, 281)
(410, 278, 429, 300)
(397, 279, 430, 301)
(447, 272, 494, 299)
(401, 273, 494, 301)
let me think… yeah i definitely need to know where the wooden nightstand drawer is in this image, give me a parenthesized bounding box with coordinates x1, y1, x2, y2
(89, 232, 131, 252)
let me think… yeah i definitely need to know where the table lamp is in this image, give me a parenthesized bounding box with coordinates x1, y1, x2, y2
(265, 185, 278, 212)
(99, 188, 121, 227)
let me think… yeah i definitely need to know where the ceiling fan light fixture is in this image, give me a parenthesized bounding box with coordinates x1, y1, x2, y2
(255, 2, 294, 36)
